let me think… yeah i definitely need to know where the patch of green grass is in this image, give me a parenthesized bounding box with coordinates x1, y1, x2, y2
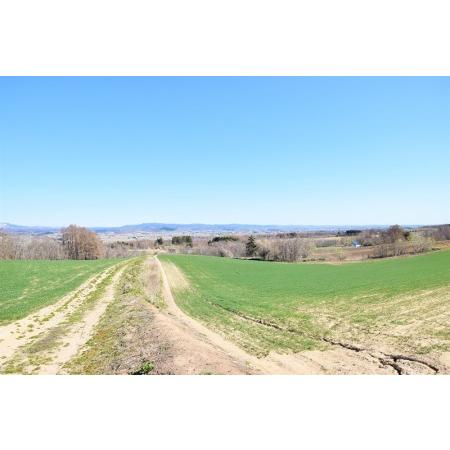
(160, 251, 450, 356)
(0, 259, 123, 324)
(130, 361, 155, 375)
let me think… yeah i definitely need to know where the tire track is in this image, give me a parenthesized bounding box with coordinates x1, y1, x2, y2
(1, 261, 129, 374)
(156, 257, 288, 374)
(0, 264, 121, 370)
(37, 264, 128, 374)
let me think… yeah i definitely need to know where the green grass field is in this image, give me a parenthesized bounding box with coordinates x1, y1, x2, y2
(0, 259, 122, 324)
(160, 251, 450, 356)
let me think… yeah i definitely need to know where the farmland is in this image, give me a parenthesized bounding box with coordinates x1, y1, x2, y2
(160, 251, 450, 364)
(0, 259, 122, 324)
(1, 249, 449, 374)
(0, 255, 251, 375)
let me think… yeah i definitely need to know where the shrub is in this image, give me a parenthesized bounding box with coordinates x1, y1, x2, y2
(410, 235, 433, 253)
(257, 241, 271, 260)
(218, 247, 233, 258)
(131, 361, 154, 375)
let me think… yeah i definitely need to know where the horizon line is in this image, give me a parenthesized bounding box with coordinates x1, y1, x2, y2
(1, 221, 436, 229)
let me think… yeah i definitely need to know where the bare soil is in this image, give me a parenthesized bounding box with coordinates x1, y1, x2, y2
(139, 258, 257, 374)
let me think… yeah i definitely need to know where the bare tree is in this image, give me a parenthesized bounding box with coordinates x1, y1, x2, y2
(0, 233, 15, 259)
(382, 225, 410, 244)
(24, 236, 65, 259)
(62, 225, 103, 260)
(424, 225, 450, 241)
(0, 233, 65, 260)
(256, 237, 314, 262)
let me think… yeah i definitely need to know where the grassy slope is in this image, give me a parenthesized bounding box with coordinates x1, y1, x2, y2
(0, 259, 122, 324)
(160, 251, 450, 356)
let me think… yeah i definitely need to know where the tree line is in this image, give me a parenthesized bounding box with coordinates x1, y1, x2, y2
(1, 225, 139, 260)
(171, 235, 193, 247)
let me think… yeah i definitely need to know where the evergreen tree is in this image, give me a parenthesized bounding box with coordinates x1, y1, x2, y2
(246, 235, 257, 257)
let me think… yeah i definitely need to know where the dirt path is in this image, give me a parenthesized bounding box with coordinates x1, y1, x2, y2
(0, 262, 127, 374)
(37, 265, 127, 374)
(147, 301, 255, 374)
(64, 256, 256, 375)
(156, 257, 288, 374)
(0, 265, 120, 370)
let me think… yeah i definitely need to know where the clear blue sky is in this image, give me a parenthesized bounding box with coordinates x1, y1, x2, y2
(1, 77, 449, 227)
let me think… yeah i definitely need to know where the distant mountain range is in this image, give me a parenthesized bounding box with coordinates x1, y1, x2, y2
(0, 223, 61, 234)
(0, 222, 397, 235)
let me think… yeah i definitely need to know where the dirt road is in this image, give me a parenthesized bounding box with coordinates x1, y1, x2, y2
(139, 257, 255, 374)
(65, 256, 257, 375)
(37, 265, 127, 374)
(0, 262, 127, 374)
(156, 257, 303, 374)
